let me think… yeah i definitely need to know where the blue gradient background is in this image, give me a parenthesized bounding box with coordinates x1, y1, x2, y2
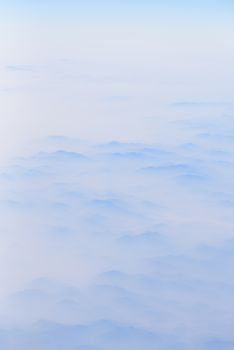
(0, 1, 234, 349)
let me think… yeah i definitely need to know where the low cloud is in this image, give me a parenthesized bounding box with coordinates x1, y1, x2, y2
(0, 128, 234, 349)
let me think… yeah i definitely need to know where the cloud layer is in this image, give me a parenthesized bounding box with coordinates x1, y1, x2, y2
(0, 117, 234, 349)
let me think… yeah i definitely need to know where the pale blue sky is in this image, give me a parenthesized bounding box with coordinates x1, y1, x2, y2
(0, 3, 234, 348)
(0, 0, 233, 161)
